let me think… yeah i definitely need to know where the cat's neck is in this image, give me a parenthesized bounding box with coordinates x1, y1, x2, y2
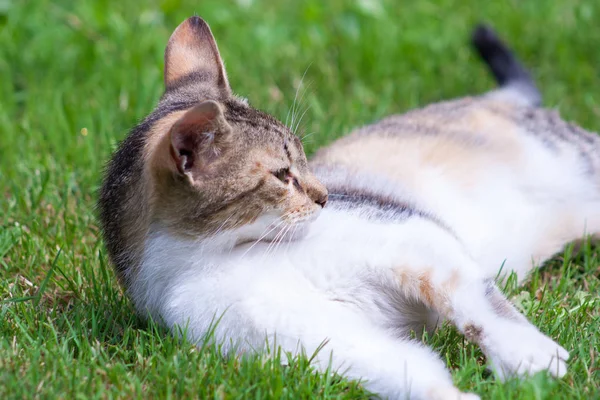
(146, 217, 311, 259)
(147, 223, 240, 255)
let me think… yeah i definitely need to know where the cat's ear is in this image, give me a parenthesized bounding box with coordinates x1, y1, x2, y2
(164, 16, 231, 95)
(169, 100, 232, 179)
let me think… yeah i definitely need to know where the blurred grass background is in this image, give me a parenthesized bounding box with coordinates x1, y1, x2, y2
(1, 0, 599, 398)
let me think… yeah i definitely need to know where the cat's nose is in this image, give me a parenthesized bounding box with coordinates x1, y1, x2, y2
(315, 194, 328, 208)
(304, 175, 328, 208)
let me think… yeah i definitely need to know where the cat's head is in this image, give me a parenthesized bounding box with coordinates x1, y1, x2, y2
(146, 16, 327, 244)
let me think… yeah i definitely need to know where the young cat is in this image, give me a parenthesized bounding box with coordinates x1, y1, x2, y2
(98, 17, 600, 400)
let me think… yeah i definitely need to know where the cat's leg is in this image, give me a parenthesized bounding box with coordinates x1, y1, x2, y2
(240, 289, 480, 400)
(373, 221, 569, 380)
(281, 327, 478, 400)
(477, 280, 569, 379)
(165, 265, 479, 400)
(531, 202, 600, 268)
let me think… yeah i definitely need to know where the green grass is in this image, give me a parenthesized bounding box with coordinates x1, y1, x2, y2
(1, 0, 599, 398)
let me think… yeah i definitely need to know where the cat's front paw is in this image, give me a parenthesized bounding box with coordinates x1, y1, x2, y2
(482, 321, 569, 380)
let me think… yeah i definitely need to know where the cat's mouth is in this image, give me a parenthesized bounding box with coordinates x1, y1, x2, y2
(281, 208, 321, 225)
(253, 215, 317, 245)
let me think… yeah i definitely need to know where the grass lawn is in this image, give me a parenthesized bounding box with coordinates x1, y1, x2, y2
(1, 0, 599, 398)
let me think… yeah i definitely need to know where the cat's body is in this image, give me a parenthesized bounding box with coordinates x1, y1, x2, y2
(313, 97, 600, 282)
(99, 18, 599, 400)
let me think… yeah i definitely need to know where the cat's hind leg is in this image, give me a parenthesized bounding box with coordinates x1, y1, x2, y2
(478, 281, 569, 379)
(373, 221, 569, 379)
(395, 260, 568, 380)
(530, 201, 600, 268)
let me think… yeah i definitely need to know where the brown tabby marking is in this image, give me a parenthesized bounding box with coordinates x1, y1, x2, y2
(484, 283, 527, 324)
(463, 323, 484, 342)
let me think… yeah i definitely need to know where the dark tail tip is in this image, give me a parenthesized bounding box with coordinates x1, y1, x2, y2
(471, 24, 541, 105)
(471, 24, 528, 86)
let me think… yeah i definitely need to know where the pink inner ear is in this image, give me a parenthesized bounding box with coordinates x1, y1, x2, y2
(171, 125, 199, 173)
(169, 101, 228, 175)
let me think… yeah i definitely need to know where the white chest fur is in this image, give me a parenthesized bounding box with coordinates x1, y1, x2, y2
(136, 201, 569, 400)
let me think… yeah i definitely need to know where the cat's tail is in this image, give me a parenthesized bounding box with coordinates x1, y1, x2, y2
(471, 24, 541, 107)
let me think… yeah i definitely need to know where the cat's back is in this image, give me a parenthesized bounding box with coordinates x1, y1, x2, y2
(312, 97, 599, 193)
(311, 96, 600, 280)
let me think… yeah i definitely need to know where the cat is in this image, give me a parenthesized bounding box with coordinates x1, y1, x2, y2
(98, 16, 600, 400)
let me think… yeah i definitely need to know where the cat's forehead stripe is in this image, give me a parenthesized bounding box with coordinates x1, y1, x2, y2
(284, 140, 292, 161)
(153, 99, 291, 141)
(226, 115, 288, 135)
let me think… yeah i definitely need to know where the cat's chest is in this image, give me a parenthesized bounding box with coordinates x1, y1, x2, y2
(223, 210, 424, 291)
(228, 210, 379, 275)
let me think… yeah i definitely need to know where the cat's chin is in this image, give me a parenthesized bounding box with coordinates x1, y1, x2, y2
(277, 221, 312, 242)
(240, 221, 312, 246)
(233, 212, 317, 247)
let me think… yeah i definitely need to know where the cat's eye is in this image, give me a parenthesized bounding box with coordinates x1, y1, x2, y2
(272, 168, 290, 183)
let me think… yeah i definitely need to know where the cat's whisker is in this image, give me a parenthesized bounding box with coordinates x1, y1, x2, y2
(300, 131, 316, 144)
(287, 64, 312, 131)
(264, 226, 286, 255)
(263, 222, 291, 258)
(256, 218, 288, 259)
(264, 230, 288, 257)
(240, 218, 287, 258)
(269, 225, 291, 257)
(291, 80, 314, 135)
(285, 224, 299, 254)
(211, 214, 235, 236)
(250, 217, 285, 239)
(256, 217, 286, 240)
(293, 104, 312, 136)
